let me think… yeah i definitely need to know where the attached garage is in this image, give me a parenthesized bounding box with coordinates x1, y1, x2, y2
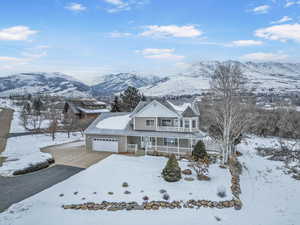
(92, 138, 119, 152)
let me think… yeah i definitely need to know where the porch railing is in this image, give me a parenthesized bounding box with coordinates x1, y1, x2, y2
(156, 126, 199, 133)
(145, 145, 192, 155)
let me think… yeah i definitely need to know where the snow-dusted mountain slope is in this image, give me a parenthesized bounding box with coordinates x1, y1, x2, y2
(90, 73, 167, 96)
(0, 72, 91, 97)
(1, 61, 300, 97)
(141, 61, 300, 96)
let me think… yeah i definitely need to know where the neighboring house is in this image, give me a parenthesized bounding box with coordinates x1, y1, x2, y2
(85, 100, 220, 155)
(63, 98, 109, 120)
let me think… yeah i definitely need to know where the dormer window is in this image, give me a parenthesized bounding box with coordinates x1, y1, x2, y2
(161, 119, 172, 126)
(146, 119, 154, 126)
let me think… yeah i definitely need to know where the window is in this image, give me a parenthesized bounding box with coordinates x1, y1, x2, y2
(146, 120, 154, 126)
(184, 120, 190, 128)
(192, 120, 197, 128)
(161, 119, 172, 126)
(163, 138, 178, 146)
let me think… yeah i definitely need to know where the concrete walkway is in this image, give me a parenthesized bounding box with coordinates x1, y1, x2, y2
(41, 141, 112, 168)
(0, 165, 84, 212)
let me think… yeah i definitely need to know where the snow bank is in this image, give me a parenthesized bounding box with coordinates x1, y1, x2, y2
(0, 132, 83, 176)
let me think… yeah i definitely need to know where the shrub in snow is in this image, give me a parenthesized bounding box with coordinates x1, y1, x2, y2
(124, 190, 131, 194)
(143, 196, 149, 201)
(162, 154, 182, 182)
(162, 193, 170, 200)
(190, 160, 210, 181)
(159, 189, 167, 194)
(192, 140, 208, 160)
(122, 182, 129, 187)
(108, 192, 114, 195)
(217, 186, 226, 198)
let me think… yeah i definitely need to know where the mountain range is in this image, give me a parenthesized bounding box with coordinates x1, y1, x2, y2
(0, 61, 300, 97)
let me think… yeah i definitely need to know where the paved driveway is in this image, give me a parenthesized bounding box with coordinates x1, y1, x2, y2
(0, 108, 13, 154)
(41, 141, 112, 168)
(0, 165, 83, 212)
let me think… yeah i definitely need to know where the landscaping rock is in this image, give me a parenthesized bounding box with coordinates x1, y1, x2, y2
(59, 194, 64, 197)
(184, 177, 195, 181)
(124, 190, 131, 194)
(182, 169, 192, 175)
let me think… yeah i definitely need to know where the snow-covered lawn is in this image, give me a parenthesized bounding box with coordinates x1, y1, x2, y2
(0, 132, 83, 176)
(0, 135, 299, 225)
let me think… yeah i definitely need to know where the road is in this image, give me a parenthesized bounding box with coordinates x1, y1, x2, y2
(0, 165, 84, 212)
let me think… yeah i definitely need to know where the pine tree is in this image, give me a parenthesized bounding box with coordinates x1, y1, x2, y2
(111, 96, 121, 112)
(162, 154, 181, 182)
(192, 140, 208, 160)
(120, 86, 143, 112)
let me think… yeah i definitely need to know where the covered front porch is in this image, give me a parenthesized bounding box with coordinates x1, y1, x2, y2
(126, 136, 197, 155)
(126, 135, 221, 155)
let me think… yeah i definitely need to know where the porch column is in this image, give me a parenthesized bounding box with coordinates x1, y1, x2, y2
(177, 138, 180, 155)
(189, 119, 192, 132)
(190, 138, 193, 153)
(156, 117, 158, 131)
(155, 136, 158, 151)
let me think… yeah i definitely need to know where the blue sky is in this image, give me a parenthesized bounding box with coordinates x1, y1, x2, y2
(0, 0, 300, 83)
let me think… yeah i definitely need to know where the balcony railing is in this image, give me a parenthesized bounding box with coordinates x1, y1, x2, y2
(156, 126, 199, 132)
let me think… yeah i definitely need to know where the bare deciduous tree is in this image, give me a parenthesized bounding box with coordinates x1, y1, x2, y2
(209, 63, 253, 164)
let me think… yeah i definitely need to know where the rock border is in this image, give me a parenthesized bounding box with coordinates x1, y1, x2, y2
(62, 198, 241, 211)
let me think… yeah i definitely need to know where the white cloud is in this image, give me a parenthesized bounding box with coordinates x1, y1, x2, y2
(140, 25, 202, 38)
(65, 3, 87, 11)
(137, 48, 185, 60)
(0, 56, 21, 62)
(241, 52, 289, 61)
(108, 31, 132, 38)
(271, 16, 292, 24)
(284, 1, 300, 8)
(231, 40, 264, 47)
(103, 0, 147, 13)
(21, 51, 47, 59)
(255, 23, 300, 42)
(140, 48, 174, 55)
(252, 5, 270, 14)
(0, 26, 38, 41)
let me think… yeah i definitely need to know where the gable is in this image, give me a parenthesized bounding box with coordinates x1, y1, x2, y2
(134, 100, 179, 118)
(182, 106, 198, 117)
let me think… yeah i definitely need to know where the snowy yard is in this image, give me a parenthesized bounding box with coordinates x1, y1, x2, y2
(0, 133, 83, 176)
(0, 135, 299, 225)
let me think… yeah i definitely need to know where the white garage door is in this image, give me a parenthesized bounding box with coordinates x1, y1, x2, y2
(93, 138, 119, 152)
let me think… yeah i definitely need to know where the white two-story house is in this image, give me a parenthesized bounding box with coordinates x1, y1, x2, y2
(85, 100, 217, 155)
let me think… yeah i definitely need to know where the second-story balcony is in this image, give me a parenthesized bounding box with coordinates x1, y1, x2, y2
(156, 126, 199, 132)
